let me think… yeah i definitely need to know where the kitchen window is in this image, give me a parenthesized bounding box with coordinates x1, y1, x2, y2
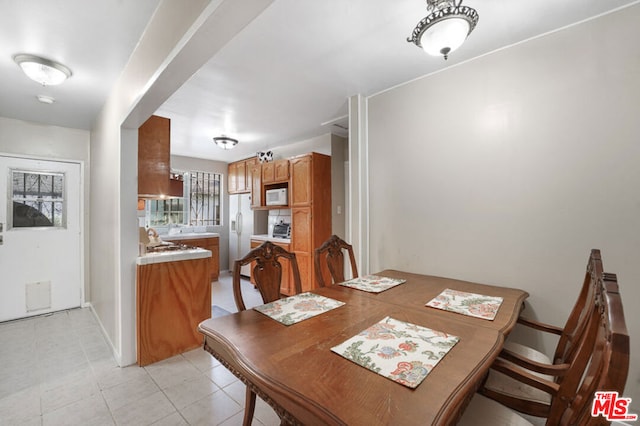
(146, 171, 221, 227)
(189, 171, 221, 226)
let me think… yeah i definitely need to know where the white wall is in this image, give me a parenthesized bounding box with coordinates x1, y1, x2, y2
(0, 116, 91, 300)
(89, 0, 212, 366)
(89, 0, 275, 365)
(366, 5, 640, 407)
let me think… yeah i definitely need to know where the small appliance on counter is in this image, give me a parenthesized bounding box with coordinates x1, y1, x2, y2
(272, 222, 291, 239)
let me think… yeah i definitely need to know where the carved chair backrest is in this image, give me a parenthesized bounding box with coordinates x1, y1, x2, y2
(314, 235, 359, 287)
(233, 241, 302, 312)
(553, 249, 603, 366)
(550, 273, 630, 426)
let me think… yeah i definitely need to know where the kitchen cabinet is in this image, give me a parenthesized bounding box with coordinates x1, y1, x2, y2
(136, 256, 210, 366)
(262, 159, 290, 184)
(227, 161, 245, 194)
(228, 157, 258, 194)
(290, 155, 312, 206)
(250, 239, 294, 296)
(289, 153, 332, 290)
(138, 115, 182, 198)
(250, 162, 262, 208)
(164, 236, 219, 281)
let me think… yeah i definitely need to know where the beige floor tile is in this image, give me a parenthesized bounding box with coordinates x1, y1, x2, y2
(42, 392, 114, 426)
(179, 391, 243, 426)
(1, 278, 277, 426)
(163, 374, 220, 410)
(0, 385, 41, 424)
(144, 355, 202, 390)
(111, 391, 176, 426)
(41, 369, 100, 414)
(182, 347, 221, 372)
(205, 365, 239, 389)
(102, 373, 160, 412)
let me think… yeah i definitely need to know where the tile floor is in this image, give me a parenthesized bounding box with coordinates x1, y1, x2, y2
(0, 273, 280, 426)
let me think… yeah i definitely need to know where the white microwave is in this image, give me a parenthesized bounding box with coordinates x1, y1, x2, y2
(265, 188, 288, 206)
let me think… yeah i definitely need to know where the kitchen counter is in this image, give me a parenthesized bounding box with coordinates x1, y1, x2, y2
(136, 248, 211, 265)
(160, 231, 220, 241)
(250, 234, 291, 244)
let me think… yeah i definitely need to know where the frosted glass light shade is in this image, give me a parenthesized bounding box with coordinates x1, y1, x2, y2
(14, 54, 72, 86)
(213, 136, 238, 150)
(420, 18, 470, 57)
(407, 1, 479, 60)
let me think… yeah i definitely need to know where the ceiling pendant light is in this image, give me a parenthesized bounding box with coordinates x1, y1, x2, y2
(13, 54, 72, 86)
(213, 136, 238, 150)
(407, 0, 479, 60)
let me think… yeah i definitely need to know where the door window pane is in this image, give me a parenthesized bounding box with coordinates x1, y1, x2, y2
(11, 170, 66, 228)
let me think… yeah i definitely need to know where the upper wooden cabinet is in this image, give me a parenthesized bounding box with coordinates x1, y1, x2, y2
(250, 162, 262, 208)
(228, 157, 257, 194)
(290, 155, 312, 207)
(138, 115, 182, 198)
(262, 159, 290, 184)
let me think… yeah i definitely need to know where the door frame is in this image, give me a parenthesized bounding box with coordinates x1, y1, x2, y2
(0, 152, 86, 311)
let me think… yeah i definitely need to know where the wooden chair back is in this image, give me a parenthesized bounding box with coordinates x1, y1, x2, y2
(559, 273, 630, 426)
(314, 235, 358, 287)
(233, 241, 302, 311)
(485, 272, 630, 425)
(553, 248, 604, 365)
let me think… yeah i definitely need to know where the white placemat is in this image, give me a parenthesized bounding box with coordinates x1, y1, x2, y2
(253, 292, 345, 325)
(331, 316, 459, 388)
(425, 288, 503, 320)
(339, 275, 406, 293)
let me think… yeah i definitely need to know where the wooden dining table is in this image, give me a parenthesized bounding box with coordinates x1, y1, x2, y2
(198, 270, 528, 425)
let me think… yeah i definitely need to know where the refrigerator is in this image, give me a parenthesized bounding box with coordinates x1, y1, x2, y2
(229, 193, 268, 276)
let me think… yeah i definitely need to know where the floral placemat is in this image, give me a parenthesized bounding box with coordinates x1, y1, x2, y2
(425, 289, 503, 320)
(253, 292, 345, 325)
(339, 275, 406, 293)
(331, 316, 459, 388)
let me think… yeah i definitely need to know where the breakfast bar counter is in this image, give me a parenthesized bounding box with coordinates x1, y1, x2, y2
(136, 250, 212, 366)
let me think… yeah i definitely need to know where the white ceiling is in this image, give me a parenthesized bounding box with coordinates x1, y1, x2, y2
(1, 0, 638, 163)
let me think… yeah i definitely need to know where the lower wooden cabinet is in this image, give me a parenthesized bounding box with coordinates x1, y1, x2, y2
(136, 257, 211, 366)
(250, 239, 294, 296)
(165, 237, 219, 281)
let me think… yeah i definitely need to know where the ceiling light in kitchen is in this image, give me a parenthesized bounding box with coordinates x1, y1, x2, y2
(213, 136, 239, 150)
(37, 95, 55, 104)
(13, 54, 72, 86)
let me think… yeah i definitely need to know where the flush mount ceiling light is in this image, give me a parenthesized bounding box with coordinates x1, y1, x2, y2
(13, 54, 72, 86)
(36, 95, 55, 104)
(407, 0, 479, 60)
(213, 135, 238, 150)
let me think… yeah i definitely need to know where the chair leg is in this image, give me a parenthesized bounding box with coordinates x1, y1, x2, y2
(243, 388, 257, 426)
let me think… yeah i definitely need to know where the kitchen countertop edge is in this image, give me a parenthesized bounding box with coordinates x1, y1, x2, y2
(250, 234, 291, 244)
(136, 248, 212, 265)
(161, 232, 220, 241)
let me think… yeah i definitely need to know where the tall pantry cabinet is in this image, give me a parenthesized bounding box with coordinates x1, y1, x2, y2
(290, 152, 332, 291)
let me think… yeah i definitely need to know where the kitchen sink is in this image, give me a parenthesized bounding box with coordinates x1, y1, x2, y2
(146, 242, 196, 253)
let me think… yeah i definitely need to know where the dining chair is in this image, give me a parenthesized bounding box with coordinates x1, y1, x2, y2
(459, 272, 630, 426)
(479, 249, 604, 416)
(232, 241, 302, 426)
(314, 234, 358, 287)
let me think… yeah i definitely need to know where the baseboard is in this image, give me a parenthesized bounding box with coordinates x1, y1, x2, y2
(84, 302, 124, 366)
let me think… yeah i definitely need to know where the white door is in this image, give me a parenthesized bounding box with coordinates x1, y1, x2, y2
(0, 156, 82, 322)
